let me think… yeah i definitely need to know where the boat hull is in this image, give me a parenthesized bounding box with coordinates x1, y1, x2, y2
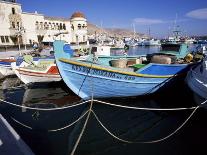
(186, 66, 207, 106)
(0, 65, 14, 76)
(57, 59, 190, 99)
(0, 59, 16, 76)
(11, 63, 61, 84)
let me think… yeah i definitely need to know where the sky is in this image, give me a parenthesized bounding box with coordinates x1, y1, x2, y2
(17, 0, 207, 38)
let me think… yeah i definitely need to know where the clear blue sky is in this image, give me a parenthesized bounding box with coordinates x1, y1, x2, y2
(17, 0, 207, 38)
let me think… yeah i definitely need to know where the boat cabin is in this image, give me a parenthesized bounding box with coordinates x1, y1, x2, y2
(160, 43, 188, 59)
(91, 45, 111, 56)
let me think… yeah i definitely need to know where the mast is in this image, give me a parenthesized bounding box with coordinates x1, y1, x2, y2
(132, 23, 136, 39)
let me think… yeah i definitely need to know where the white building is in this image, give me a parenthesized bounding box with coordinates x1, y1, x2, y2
(0, 0, 88, 49)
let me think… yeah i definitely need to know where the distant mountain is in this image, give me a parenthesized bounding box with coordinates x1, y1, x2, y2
(87, 23, 145, 38)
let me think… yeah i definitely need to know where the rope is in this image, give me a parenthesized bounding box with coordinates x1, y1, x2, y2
(93, 99, 198, 111)
(77, 61, 93, 96)
(70, 99, 94, 155)
(91, 99, 207, 144)
(91, 107, 194, 144)
(48, 110, 89, 132)
(11, 117, 33, 130)
(70, 60, 95, 155)
(0, 98, 90, 111)
(10, 110, 90, 132)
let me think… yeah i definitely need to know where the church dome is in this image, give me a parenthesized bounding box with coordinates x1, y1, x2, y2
(71, 12, 85, 19)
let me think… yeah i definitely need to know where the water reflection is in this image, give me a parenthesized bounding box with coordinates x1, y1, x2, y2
(0, 76, 206, 155)
(0, 44, 207, 155)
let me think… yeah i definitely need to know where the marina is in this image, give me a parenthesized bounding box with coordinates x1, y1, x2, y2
(0, 0, 207, 155)
(0, 45, 207, 155)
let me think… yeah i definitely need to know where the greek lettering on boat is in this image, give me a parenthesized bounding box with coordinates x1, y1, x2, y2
(71, 65, 135, 80)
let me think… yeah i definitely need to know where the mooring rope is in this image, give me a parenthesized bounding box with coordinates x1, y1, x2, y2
(70, 97, 94, 155)
(91, 99, 207, 144)
(48, 110, 89, 132)
(93, 99, 199, 111)
(11, 117, 33, 130)
(0, 98, 90, 111)
(70, 69, 95, 155)
(10, 109, 90, 132)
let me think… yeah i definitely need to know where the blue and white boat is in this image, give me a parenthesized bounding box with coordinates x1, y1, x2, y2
(186, 56, 207, 105)
(0, 58, 16, 76)
(54, 40, 195, 100)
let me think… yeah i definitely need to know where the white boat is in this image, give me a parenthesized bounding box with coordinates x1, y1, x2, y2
(11, 56, 61, 84)
(0, 58, 16, 76)
(186, 56, 207, 105)
(90, 45, 111, 56)
(142, 39, 161, 46)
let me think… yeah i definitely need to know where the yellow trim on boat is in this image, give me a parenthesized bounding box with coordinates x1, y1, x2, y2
(59, 58, 178, 78)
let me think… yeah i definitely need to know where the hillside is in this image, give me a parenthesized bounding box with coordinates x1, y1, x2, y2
(87, 23, 145, 38)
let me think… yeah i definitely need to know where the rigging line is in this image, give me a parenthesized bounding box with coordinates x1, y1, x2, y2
(0, 98, 91, 111)
(93, 99, 202, 111)
(78, 55, 96, 96)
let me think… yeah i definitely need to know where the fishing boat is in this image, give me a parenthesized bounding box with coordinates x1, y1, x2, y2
(186, 56, 207, 106)
(11, 55, 61, 84)
(142, 39, 161, 46)
(54, 40, 196, 100)
(0, 58, 16, 76)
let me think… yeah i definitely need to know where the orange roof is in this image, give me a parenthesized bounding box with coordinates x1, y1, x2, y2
(71, 12, 86, 19)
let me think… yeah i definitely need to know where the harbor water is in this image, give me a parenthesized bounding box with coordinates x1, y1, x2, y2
(0, 45, 207, 155)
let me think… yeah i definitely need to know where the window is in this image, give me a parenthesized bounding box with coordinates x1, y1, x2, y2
(1, 36, 5, 43)
(5, 36, 9, 43)
(63, 24, 66, 30)
(44, 22, 48, 29)
(12, 8, 15, 14)
(35, 21, 39, 29)
(56, 23, 59, 30)
(76, 35, 79, 43)
(71, 24, 74, 30)
(12, 22, 15, 28)
(60, 23, 63, 30)
(40, 22, 43, 29)
(78, 24, 81, 29)
(49, 22, 51, 29)
(82, 24, 85, 28)
(17, 22, 20, 29)
(52, 23, 55, 30)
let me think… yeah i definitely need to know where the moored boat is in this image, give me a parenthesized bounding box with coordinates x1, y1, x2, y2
(186, 56, 207, 106)
(11, 56, 61, 84)
(0, 58, 16, 76)
(54, 40, 196, 100)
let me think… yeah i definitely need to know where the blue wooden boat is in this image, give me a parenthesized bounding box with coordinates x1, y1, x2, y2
(54, 40, 194, 100)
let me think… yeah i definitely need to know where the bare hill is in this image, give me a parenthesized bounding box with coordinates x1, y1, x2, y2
(87, 23, 144, 38)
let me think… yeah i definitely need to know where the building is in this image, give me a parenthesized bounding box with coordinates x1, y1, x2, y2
(0, 0, 88, 49)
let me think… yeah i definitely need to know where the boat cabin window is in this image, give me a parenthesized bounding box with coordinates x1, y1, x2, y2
(161, 44, 181, 52)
